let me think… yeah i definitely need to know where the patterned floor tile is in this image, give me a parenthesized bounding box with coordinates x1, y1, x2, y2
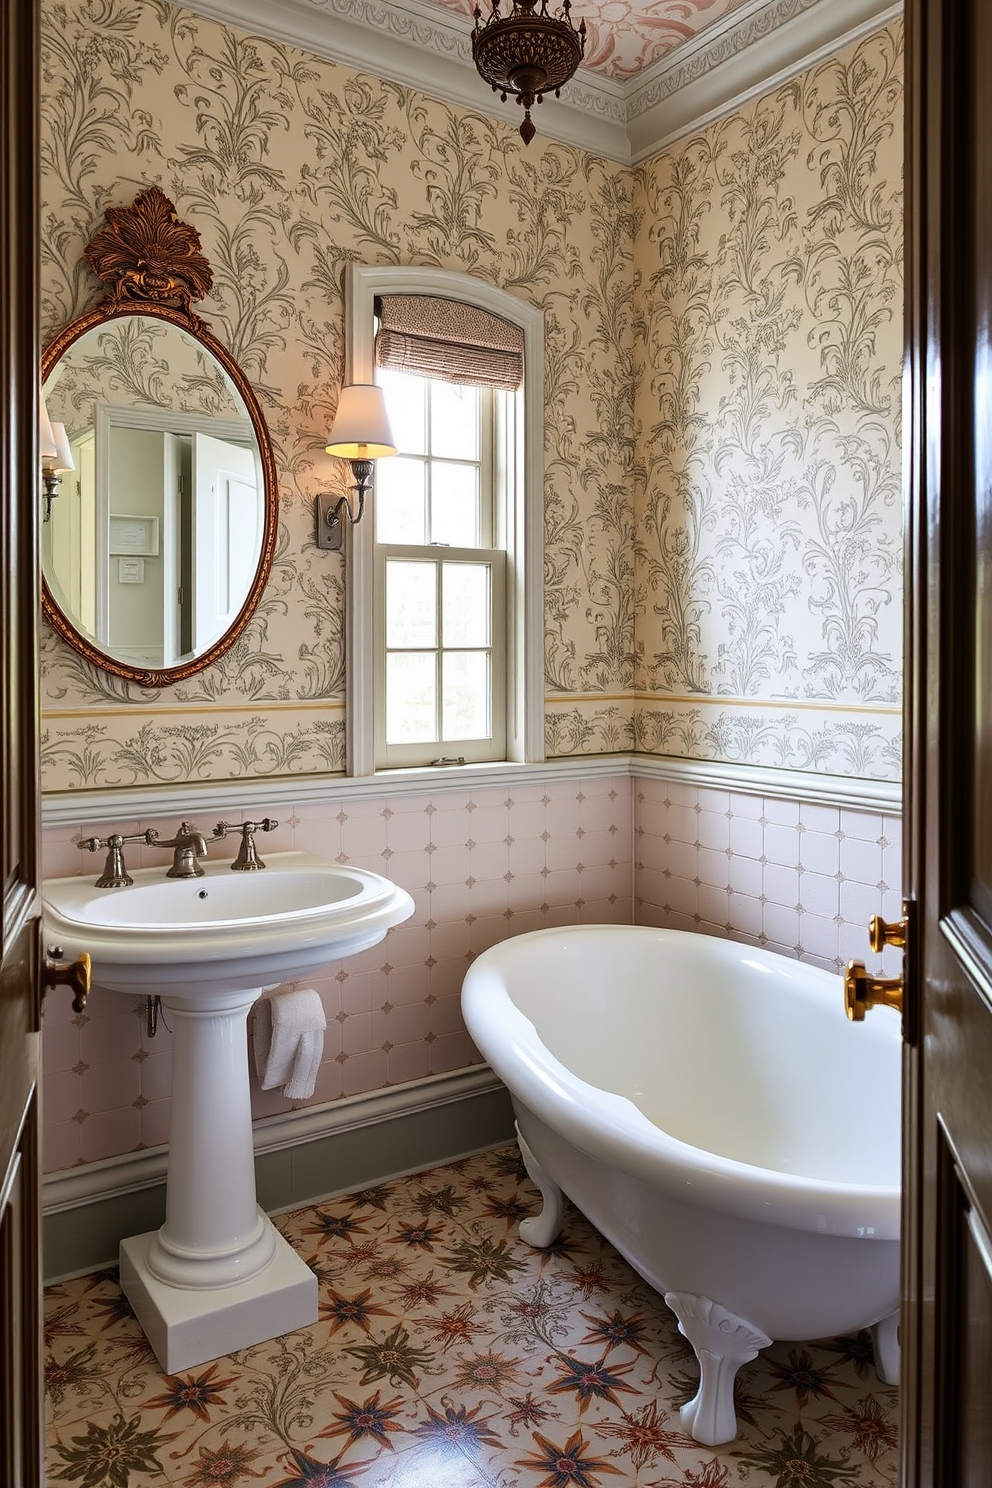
(45, 1146, 899, 1486)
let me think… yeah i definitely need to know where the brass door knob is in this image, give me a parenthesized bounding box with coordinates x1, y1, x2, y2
(868, 914, 908, 954)
(44, 947, 91, 1013)
(845, 960, 903, 1021)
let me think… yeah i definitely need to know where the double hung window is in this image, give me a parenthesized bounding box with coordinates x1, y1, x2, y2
(342, 265, 544, 776)
(374, 369, 505, 767)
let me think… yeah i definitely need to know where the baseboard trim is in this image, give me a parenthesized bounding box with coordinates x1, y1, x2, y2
(43, 1067, 514, 1281)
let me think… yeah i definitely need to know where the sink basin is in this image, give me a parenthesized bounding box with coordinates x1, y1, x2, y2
(43, 850, 415, 996)
(41, 849, 415, 1372)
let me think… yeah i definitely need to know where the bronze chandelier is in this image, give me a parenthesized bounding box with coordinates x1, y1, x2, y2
(471, 0, 586, 144)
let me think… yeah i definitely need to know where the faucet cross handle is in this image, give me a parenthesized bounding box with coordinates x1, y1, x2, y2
(214, 817, 278, 871)
(80, 828, 160, 888)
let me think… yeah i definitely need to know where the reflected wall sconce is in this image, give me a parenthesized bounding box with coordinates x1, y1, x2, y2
(40, 400, 75, 523)
(316, 384, 397, 552)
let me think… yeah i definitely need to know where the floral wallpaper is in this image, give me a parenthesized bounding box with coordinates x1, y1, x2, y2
(45, 316, 244, 438)
(39, 0, 637, 792)
(39, 0, 903, 792)
(631, 23, 904, 781)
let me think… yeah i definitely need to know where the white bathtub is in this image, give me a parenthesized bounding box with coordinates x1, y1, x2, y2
(461, 925, 901, 1446)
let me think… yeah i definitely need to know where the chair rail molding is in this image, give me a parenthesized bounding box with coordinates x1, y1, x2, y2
(39, 753, 901, 829)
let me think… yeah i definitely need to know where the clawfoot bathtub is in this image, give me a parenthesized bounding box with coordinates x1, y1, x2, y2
(461, 925, 901, 1446)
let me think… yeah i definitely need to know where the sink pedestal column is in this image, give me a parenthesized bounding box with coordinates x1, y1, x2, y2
(119, 987, 317, 1373)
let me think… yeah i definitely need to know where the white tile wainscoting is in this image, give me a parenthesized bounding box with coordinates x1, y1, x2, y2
(40, 770, 634, 1174)
(39, 758, 901, 1275)
(634, 774, 903, 980)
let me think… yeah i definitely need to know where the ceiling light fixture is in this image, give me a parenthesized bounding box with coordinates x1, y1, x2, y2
(471, 0, 586, 145)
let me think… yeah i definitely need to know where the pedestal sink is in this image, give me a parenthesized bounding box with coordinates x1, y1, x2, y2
(43, 852, 415, 1372)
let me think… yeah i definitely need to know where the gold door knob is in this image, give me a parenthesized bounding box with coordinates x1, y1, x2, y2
(844, 960, 903, 1020)
(44, 947, 91, 1013)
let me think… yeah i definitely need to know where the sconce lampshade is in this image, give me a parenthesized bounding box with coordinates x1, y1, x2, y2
(49, 421, 75, 475)
(39, 399, 57, 462)
(325, 384, 397, 460)
(39, 399, 74, 473)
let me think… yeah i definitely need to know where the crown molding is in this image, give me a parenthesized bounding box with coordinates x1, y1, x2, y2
(177, 0, 899, 162)
(176, 0, 629, 158)
(626, 0, 903, 162)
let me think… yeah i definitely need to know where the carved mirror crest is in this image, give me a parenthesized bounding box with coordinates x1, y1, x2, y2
(42, 187, 279, 688)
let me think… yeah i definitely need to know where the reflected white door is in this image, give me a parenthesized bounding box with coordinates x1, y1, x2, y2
(191, 432, 259, 652)
(105, 426, 169, 666)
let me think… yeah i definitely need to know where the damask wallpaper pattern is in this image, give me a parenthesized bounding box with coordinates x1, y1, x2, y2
(39, 0, 903, 790)
(631, 22, 904, 781)
(40, 0, 637, 790)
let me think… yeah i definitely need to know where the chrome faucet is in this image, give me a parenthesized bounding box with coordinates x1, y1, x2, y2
(156, 822, 210, 878)
(213, 818, 278, 870)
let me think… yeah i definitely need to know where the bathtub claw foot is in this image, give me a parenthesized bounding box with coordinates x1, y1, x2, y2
(871, 1309, 900, 1386)
(665, 1291, 771, 1446)
(516, 1128, 564, 1248)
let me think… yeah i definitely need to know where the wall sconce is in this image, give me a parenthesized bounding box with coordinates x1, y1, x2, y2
(40, 400, 75, 523)
(316, 384, 396, 551)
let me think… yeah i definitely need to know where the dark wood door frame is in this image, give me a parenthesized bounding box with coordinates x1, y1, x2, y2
(0, 0, 42, 1479)
(901, 1, 992, 1482)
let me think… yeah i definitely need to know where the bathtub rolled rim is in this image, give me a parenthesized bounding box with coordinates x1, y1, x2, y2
(461, 927, 901, 1242)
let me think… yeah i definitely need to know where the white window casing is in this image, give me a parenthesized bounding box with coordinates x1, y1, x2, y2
(342, 263, 545, 777)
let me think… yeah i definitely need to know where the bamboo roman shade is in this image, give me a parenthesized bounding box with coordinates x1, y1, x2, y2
(375, 295, 524, 391)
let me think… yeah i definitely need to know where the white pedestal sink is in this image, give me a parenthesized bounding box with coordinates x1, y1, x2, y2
(43, 852, 414, 1372)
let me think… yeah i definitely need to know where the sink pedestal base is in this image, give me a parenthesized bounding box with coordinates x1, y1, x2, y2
(120, 1217, 317, 1374)
(117, 985, 319, 1372)
(42, 855, 417, 1373)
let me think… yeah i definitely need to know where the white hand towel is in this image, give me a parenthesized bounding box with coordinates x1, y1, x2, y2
(253, 988, 326, 1100)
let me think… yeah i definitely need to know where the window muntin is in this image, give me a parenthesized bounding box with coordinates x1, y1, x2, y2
(376, 547, 505, 764)
(374, 369, 492, 548)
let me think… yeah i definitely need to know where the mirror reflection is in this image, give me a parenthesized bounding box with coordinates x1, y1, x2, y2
(43, 314, 264, 672)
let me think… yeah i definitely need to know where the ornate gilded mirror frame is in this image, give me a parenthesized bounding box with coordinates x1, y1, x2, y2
(41, 186, 279, 688)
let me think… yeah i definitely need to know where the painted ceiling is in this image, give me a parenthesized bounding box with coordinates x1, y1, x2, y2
(423, 0, 753, 80)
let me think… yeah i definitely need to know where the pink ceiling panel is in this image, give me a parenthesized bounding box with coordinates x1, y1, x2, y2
(440, 0, 753, 80)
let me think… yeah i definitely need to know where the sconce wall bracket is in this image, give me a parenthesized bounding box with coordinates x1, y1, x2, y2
(315, 458, 374, 551)
(42, 471, 62, 524)
(315, 490, 346, 551)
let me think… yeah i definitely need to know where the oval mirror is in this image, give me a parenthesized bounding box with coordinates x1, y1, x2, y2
(41, 189, 278, 688)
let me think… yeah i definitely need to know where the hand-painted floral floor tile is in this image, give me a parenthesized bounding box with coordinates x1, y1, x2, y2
(45, 1146, 898, 1486)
